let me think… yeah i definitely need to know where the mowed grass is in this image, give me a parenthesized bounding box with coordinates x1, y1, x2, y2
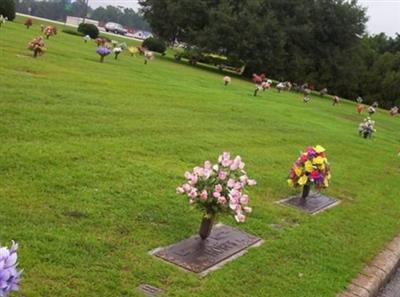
(1, 17, 400, 297)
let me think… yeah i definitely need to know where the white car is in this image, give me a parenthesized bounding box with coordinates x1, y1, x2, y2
(105, 22, 127, 35)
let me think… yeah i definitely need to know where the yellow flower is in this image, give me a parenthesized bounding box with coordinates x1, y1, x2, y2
(315, 145, 325, 153)
(287, 179, 294, 187)
(319, 163, 325, 171)
(313, 156, 324, 165)
(298, 175, 308, 186)
(294, 167, 302, 177)
(323, 177, 329, 187)
(305, 161, 314, 172)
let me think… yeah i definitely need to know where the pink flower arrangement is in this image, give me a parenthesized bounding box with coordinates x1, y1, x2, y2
(223, 76, 231, 86)
(176, 152, 256, 223)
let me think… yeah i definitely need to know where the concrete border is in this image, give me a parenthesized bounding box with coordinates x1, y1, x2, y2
(337, 235, 400, 297)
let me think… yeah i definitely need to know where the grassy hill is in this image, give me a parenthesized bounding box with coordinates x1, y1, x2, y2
(1, 16, 400, 297)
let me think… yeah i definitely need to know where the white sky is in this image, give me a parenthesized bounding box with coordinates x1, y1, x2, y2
(87, 0, 400, 36)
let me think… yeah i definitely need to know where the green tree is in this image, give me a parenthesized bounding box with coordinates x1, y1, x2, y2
(0, 0, 16, 20)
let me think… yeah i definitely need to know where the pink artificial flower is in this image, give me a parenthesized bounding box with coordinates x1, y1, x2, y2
(247, 179, 257, 186)
(194, 166, 204, 177)
(176, 187, 185, 194)
(189, 174, 198, 185)
(243, 206, 252, 213)
(182, 184, 191, 192)
(188, 189, 197, 199)
(240, 194, 249, 205)
(203, 169, 212, 179)
(184, 171, 192, 179)
(215, 184, 223, 193)
(213, 191, 221, 198)
(234, 182, 242, 190)
(200, 190, 208, 201)
(229, 200, 238, 210)
(229, 189, 240, 201)
(218, 171, 227, 180)
(218, 196, 227, 204)
(219, 152, 232, 167)
(204, 161, 212, 170)
(227, 179, 236, 188)
(240, 175, 248, 184)
(235, 212, 246, 223)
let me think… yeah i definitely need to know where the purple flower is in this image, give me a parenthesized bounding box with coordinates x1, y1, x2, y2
(96, 47, 111, 56)
(0, 241, 21, 297)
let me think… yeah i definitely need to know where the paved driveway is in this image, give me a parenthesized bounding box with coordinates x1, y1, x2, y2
(378, 267, 400, 297)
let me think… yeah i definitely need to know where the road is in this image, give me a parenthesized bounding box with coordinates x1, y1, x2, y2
(377, 266, 400, 297)
(16, 13, 144, 42)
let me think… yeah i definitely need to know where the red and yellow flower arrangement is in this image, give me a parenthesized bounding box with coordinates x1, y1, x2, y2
(287, 145, 331, 192)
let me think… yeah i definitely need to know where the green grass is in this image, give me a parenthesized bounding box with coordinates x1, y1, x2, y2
(1, 16, 400, 297)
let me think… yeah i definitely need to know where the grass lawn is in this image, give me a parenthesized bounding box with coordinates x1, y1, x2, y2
(1, 16, 400, 297)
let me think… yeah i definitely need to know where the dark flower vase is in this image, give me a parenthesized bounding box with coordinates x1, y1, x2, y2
(199, 214, 215, 240)
(300, 185, 311, 205)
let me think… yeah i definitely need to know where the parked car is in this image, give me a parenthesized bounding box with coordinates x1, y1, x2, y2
(104, 22, 127, 35)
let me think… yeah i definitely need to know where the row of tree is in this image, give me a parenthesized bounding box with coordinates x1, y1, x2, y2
(15, 0, 150, 31)
(140, 0, 400, 108)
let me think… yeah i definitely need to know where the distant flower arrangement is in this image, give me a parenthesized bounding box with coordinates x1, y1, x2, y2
(95, 38, 106, 46)
(358, 117, 376, 138)
(43, 26, 57, 39)
(83, 35, 91, 43)
(128, 46, 139, 56)
(96, 46, 111, 62)
(113, 47, 123, 60)
(24, 18, 32, 29)
(144, 51, 154, 64)
(389, 106, 398, 116)
(0, 15, 7, 27)
(223, 76, 231, 86)
(28, 36, 45, 58)
(288, 145, 331, 190)
(368, 105, 376, 116)
(176, 152, 256, 226)
(0, 241, 21, 297)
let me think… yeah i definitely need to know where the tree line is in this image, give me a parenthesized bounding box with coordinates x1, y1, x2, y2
(15, 0, 150, 31)
(140, 0, 400, 108)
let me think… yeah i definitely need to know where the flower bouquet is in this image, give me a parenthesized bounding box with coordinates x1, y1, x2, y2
(0, 241, 21, 297)
(223, 76, 231, 86)
(83, 35, 91, 43)
(28, 36, 45, 58)
(390, 106, 398, 116)
(113, 47, 123, 60)
(287, 145, 331, 204)
(24, 18, 32, 29)
(144, 51, 154, 64)
(358, 118, 376, 139)
(0, 15, 7, 28)
(128, 46, 139, 57)
(176, 152, 256, 239)
(96, 46, 111, 62)
(43, 26, 56, 39)
(368, 105, 376, 116)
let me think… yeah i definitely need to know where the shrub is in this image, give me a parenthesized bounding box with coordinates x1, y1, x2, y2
(0, 0, 16, 21)
(77, 23, 99, 39)
(62, 29, 84, 37)
(142, 37, 166, 54)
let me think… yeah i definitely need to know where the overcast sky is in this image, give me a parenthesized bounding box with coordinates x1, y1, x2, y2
(88, 0, 400, 36)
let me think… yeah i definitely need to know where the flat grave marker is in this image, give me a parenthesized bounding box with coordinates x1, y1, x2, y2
(279, 192, 339, 214)
(152, 224, 262, 275)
